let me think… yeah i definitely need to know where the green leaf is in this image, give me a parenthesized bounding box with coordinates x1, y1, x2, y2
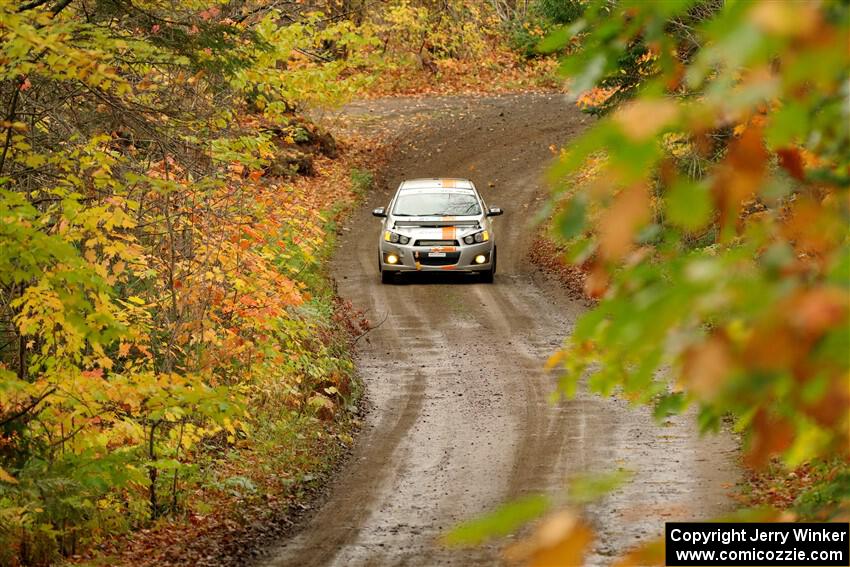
(568, 469, 632, 504)
(537, 24, 576, 54)
(665, 178, 712, 231)
(765, 101, 808, 149)
(442, 494, 550, 547)
(653, 392, 688, 420)
(555, 194, 587, 240)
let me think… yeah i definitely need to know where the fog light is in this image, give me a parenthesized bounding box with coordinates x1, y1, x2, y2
(474, 254, 486, 264)
(386, 254, 399, 264)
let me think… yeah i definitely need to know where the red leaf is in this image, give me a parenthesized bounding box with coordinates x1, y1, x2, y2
(777, 147, 805, 180)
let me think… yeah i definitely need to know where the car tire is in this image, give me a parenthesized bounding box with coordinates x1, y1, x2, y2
(381, 270, 394, 284)
(481, 247, 496, 283)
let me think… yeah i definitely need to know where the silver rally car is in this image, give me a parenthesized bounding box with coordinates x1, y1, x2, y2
(372, 178, 503, 283)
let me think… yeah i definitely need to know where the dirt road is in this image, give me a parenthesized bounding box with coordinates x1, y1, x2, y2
(262, 94, 739, 566)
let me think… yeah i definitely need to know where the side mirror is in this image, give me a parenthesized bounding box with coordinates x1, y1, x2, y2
(372, 207, 387, 218)
(487, 207, 503, 217)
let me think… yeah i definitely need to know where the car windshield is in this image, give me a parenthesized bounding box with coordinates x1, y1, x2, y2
(393, 191, 481, 216)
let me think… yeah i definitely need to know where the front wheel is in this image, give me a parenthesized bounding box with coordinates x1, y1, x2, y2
(381, 270, 394, 284)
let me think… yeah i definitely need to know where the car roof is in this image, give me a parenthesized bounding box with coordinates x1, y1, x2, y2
(398, 178, 475, 191)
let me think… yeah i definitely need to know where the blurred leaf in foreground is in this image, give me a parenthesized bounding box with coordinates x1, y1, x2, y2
(546, 0, 849, 473)
(443, 494, 550, 547)
(568, 469, 632, 505)
(504, 510, 594, 567)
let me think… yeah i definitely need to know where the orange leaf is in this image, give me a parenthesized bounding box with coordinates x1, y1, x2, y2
(613, 99, 678, 141)
(789, 288, 848, 337)
(682, 332, 734, 401)
(584, 262, 609, 299)
(712, 124, 768, 233)
(748, 0, 819, 38)
(803, 374, 850, 428)
(598, 183, 650, 262)
(746, 409, 795, 468)
(505, 511, 594, 567)
(614, 537, 665, 567)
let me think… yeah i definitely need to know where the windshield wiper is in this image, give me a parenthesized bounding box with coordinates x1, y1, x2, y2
(395, 212, 473, 216)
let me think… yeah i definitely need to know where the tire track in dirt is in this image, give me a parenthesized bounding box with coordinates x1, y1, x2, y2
(261, 94, 740, 566)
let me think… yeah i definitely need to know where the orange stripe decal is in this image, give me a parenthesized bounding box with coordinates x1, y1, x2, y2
(442, 179, 457, 188)
(441, 226, 457, 240)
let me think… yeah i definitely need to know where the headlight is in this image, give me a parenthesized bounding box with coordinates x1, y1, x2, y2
(463, 231, 489, 244)
(384, 231, 409, 244)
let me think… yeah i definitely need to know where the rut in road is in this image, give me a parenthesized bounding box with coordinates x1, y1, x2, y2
(261, 94, 740, 566)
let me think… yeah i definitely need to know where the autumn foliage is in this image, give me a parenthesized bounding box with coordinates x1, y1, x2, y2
(0, 0, 375, 562)
(535, 0, 848, 562)
(0, 0, 562, 562)
(3, 0, 847, 564)
(548, 0, 848, 471)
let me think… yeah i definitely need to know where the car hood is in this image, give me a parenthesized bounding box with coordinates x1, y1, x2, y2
(387, 215, 485, 241)
(387, 215, 484, 243)
(389, 215, 481, 228)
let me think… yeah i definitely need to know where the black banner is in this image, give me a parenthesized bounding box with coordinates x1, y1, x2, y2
(666, 522, 849, 566)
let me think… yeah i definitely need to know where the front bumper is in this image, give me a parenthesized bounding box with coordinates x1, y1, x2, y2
(379, 241, 494, 272)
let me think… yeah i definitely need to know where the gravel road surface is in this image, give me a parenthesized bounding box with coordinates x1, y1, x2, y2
(262, 93, 739, 567)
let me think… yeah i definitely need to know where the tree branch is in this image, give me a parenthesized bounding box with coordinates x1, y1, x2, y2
(0, 387, 56, 427)
(0, 84, 21, 177)
(17, 0, 50, 12)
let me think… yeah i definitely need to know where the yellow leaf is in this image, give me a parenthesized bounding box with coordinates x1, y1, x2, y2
(0, 467, 18, 484)
(127, 296, 145, 305)
(545, 350, 565, 370)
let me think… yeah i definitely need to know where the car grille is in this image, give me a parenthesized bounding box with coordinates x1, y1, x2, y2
(417, 252, 460, 266)
(414, 239, 459, 246)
